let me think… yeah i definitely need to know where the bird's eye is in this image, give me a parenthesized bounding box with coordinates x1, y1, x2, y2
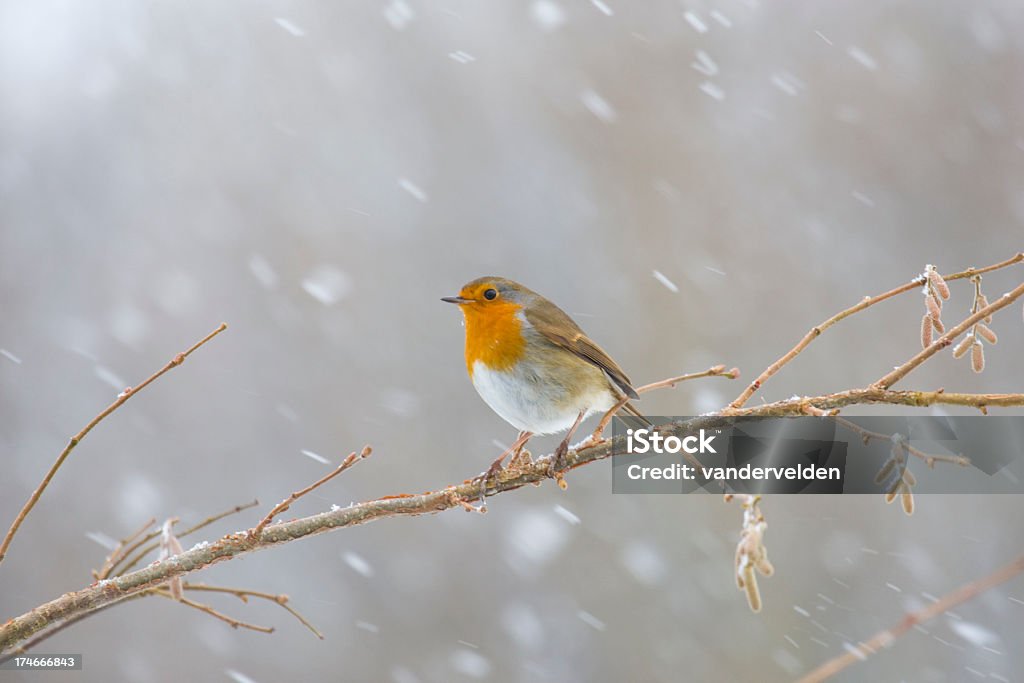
(483, 288, 498, 300)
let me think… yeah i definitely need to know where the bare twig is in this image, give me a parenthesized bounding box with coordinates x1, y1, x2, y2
(110, 499, 259, 579)
(636, 365, 740, 393)
(830, 416, 970, 468)
(250, 446, 372, 542)
(0, 576, 323, 662)
(0, 323, 228, 565)
(154, 590, 274, 634)
(93, 517, 156, 580)
(797, 553, 1024, 683)
(183, 583, 324, 639)
(729, 254, 1023, 409)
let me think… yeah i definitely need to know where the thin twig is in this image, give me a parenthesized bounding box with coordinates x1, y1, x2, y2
(110, 499, 259, 578)
(153, 589, 274, 634)
(93, 517, 156, 580)
(183, 583, 324, 639)
(729, 254, 1023, 409)
(0, 323, 228, 565)
(0, 575, 324, 661)
(797, 553, 1024, 683)
(636, 365, 740, 393)
(250, 446, 372, 542)
(830, 416, 970, 467)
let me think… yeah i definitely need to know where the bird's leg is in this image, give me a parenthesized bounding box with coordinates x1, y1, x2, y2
(581, 396, 631, 448)
(485, 430, 532, 478)
(479, 431, 532, 502)
(549, 409, 586, 477)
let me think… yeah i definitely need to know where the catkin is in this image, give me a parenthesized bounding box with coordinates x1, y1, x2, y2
(927, 267, 950, 300)
(978, 294, 992, 323)
(742, 565, 761, 613)
(901, 488, 915, 515)
(971, 342, 985, 373)
(952, 334, 974, 359)
(875, 456, 896, 484)
(976, 324, 998, 345)
(925, 292, 942, 320)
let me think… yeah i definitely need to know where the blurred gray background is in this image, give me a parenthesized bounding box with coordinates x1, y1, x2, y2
(2, 1, 1023, 681)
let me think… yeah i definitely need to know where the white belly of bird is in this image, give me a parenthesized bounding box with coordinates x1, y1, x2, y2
(471, 360, 616, 435)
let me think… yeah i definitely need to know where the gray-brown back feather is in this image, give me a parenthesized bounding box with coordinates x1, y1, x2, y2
(522, 299, 640, 400)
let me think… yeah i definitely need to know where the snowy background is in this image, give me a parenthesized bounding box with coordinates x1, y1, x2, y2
(2, 1, 1023, 681)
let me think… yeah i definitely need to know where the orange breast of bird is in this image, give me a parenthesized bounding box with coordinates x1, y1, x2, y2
(461, 300, 527, 376)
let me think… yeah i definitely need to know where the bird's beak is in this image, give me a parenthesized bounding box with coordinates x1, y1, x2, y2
(441, 296, 472, 305)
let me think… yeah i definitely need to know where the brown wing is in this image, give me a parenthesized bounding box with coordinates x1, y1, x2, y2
(524, 302, 640, 399)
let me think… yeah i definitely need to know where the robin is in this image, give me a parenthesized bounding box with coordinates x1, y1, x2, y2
(443, 277, 648, 492)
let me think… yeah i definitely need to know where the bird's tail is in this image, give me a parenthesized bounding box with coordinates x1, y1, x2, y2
(617, 400, 653, 430)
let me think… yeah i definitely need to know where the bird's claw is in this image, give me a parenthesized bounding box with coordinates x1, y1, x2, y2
(477, 458, 506, 504)
(508, 447, 533, 471)
(548, 440, 570, 478)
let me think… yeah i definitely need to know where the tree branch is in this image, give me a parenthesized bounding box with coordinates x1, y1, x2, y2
(2, 255, 1021, 661)
(0, 323, 228, 565)
(153, 590, 275, 634)
(797, 553, 1024, 683)
(182, 583, 323, 639)
(636, 364, 740, 393)
(872, 281, 1024, 389)
(729, 254, 1023, 409)
(830, 416, 969, 468)
(93, 517, 156, 581)
(108, 499, 259, 579)
(0, 593, 151, 661)
(250, 447, 371, 542)
(2, 387, 1022, 654)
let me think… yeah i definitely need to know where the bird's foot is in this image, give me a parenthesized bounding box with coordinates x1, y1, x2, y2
(547, 439, 571, 480)
(547, 442, 565, 477)
(507, 448, 533, 472)
(476, 431, 533, 507)
(476, 455, 508, 505)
